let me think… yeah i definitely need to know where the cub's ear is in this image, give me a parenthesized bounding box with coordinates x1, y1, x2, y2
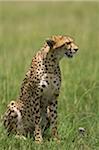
(46, 39, 55, 48)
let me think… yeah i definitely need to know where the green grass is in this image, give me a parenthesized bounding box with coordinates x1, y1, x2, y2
(0, 1, 99, 150)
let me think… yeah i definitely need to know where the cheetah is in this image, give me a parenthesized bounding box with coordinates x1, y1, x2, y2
(3, 35, 78, 143)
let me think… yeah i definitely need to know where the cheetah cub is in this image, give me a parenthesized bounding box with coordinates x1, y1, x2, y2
(3, 35, 78, 143)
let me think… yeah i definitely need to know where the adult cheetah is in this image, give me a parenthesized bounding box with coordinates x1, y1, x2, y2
(3, 35, 78, 143)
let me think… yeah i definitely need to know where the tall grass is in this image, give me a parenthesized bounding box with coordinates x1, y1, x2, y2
(0, 2, 99, 150)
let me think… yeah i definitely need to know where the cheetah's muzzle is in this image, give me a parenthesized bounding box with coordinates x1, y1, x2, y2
(65, 48, 78, 58)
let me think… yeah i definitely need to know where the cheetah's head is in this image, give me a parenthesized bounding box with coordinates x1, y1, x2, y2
(46, 35, 78, 59)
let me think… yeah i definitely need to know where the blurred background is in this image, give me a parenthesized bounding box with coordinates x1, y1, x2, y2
(0, 1, 99, 149)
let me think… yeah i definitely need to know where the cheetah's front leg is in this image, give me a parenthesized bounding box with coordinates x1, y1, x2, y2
(49, 99, 60, 142)
(34, 97, 43, 144)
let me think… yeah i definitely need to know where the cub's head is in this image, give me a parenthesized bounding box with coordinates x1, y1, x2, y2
(46, 35, 78, 59)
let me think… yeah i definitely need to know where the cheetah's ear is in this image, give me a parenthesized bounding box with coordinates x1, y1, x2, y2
(46, 39, 56, 48)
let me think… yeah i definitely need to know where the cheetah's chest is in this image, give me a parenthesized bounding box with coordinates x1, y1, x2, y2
(39, 73, 61, 101)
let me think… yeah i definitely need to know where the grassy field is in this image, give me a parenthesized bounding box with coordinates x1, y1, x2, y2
(0, 1, 99, 150)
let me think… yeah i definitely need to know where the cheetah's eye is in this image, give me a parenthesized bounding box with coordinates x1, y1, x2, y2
(58, 44, 65, 49)
(67, 42, 71, 45)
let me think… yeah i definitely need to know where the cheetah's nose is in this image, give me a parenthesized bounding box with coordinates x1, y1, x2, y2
(74, 48, 78, 52)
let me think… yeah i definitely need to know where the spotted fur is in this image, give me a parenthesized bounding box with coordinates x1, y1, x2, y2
(3, 35, 78, 143)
